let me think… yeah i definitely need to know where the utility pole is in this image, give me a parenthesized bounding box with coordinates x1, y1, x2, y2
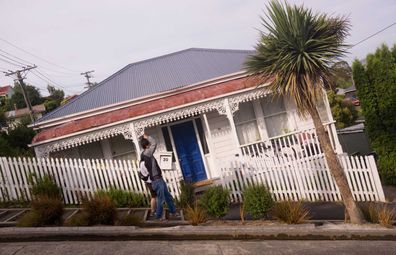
(4, 65, 37, 122)
(81, 70, 95, 89)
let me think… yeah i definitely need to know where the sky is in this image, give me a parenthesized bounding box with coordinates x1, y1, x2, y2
(0, 0, 395, 96)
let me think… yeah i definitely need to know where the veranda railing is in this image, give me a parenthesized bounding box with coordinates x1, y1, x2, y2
(240, 124, 337, 158)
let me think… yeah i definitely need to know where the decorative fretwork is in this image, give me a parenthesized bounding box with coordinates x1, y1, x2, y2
(34, 87, 270, 157)
(35, 123, 133, 157)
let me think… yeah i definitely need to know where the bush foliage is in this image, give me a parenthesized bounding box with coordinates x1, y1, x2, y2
(82, 193, 117, 225)
(177, 181, 196, 209)
(273, 201, 310, 224)
(199, 186, 230, 219)
(29, 174, 62, 199)
(18, 175, 64, 227)
(95, 188, 147, 208)
(327, 91, 358, 129)
(242, 185, 274, 219)
(352, 44, 396, 184)
(30, 195, 64, 225)
(361, 202, 395, 228)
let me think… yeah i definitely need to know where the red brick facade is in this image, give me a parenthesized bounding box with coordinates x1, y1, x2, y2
(32, 76, 257, 144)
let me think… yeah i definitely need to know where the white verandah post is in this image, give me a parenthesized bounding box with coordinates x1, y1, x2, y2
(202, 113, 215, 179)
(322, 89, 343, 154)
(223, 98, 241, 157)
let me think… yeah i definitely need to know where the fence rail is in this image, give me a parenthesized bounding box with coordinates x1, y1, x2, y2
(219, 154, 385, 203)
(0, 157, 182, 204)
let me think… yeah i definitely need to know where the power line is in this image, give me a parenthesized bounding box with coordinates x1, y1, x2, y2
(0, 37, 80, 73)
(0, 56, 24, 68)
(29, 69, 66, 90)
(0, 48, 79, 76)
(0, 48, 35, 66)
(0, 52, 30, 67)
(352, 21, 396, 48)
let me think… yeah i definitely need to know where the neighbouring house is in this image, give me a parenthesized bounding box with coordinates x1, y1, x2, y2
(336, 84, 359, 106)
(5, 104, 46, 128)
(30, 48, 342, 183)
(337, 123, 372, 156)
(61, 94, 78, 105)
(0, 85, 14, 99)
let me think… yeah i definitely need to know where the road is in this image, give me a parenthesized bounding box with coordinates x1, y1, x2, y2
(0, 240, 395, 255)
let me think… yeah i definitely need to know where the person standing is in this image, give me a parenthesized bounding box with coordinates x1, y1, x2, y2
(138, 161, 157, 216)
(140, 134, 177, 219)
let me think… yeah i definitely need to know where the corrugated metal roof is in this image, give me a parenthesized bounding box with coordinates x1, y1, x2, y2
(36, 48, 253, 123)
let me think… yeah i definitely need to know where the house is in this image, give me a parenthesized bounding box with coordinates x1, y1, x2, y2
(5, 104, 46, 128)
(337, 123, 372, 156)
(30, 48, 342, 183)
(0, 85, 14, 99)
(336, 85, 359, 106)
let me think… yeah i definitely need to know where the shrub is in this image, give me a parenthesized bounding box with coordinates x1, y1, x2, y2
(177, 181, 195, 209)
(360, 203, 379, 223)
(377, 204, 396, 228)
(96, 188, 147, 208)
(82, 193, 117, 225)
(116, 214, 143, 226)
(29, 174, 61, 199)
(352, 45, 396, 185)
(242, 185, 274, 219)
(31, 195, 64, 225)
(17, 196, 64, 227)
(17, 211, 42, 227)
(199, 186, 230, 219)
(361, 203, 395, 228)
(185, 201, 206, 226)
(273, 201, 310, 224)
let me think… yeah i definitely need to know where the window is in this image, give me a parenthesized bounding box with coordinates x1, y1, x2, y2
(233, 102, 261, 145)
(78, 141, 104, 159)
(194, 118, 209, 154)
(261, 96, 290, 138)
(161, 127, 176, 162)
(109, 135, 136, 161)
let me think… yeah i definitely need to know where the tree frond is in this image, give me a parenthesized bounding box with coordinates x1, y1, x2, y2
(244, 0, 350, 115)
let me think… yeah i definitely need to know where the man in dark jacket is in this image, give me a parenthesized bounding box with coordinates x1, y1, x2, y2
(140, 134, 177, 219)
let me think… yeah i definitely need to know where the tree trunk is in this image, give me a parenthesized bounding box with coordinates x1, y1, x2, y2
(308, 106, 365, 224)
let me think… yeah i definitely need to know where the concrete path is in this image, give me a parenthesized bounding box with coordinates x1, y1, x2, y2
(1, 240, 396, 255)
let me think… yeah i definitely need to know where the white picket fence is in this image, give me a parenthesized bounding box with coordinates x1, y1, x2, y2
(0, 157, 183, 204)
(219, 154, 386, 203)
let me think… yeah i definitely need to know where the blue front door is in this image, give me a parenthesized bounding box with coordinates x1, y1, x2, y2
(171, 121, 207, 183)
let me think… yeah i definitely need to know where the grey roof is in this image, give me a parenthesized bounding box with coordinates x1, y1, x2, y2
(337, 123, 364, 134)
(36, 48, 254, 123)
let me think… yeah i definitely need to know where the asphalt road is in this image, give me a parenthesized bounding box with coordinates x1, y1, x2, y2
(1, 240, 395, 255)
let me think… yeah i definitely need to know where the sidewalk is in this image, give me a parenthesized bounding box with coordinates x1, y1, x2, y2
(1, 223, 396, 242)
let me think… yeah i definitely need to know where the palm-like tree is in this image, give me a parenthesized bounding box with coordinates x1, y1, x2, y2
(245, 1, 364, 224)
